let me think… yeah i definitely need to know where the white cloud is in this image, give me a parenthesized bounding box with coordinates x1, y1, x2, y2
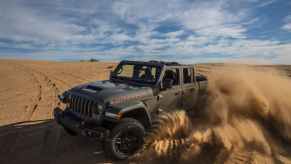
(165, 30, 184, 38)
(0, 2, 76, 43)
(0, 0, 291, 64)
(196, 25, 247, 38)
(282, 15, 291, 32)
(0, 0, 250, 47)
(282, 23, 291, 32)
(256, 0, 277, 8)
(112, 0, 185, 24)
(178, 2, 243, 30)
(0, 0, 118, 46)
(112, 0, 249, 39)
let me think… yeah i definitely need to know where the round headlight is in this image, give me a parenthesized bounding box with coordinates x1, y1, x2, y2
(58, 91, 70, 103)
(97, 104, 103, 110)
(58, 95, 65, 101)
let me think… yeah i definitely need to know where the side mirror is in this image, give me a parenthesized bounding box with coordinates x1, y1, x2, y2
(163, 79, 174, 89)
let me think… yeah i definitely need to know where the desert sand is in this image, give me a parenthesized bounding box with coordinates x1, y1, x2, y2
(0, 59, 116, 164)
(0, 59, 291, 164)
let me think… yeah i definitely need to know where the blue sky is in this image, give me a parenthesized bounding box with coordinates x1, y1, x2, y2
(1, 0, 291, 63)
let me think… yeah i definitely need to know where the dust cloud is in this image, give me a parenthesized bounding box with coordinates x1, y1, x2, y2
(133, 65, 291, 164)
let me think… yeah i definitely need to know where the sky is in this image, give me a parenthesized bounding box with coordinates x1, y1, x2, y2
(0, 0, 291, 64)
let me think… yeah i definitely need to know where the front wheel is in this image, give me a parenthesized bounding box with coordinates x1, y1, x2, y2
(105, 118, 145, 160)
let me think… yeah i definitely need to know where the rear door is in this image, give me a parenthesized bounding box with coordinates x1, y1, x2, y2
(181, 67, 198, 110)
(158, 67, 182, 111)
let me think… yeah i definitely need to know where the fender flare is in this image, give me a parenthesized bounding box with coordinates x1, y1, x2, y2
(119, 102, 152, 128)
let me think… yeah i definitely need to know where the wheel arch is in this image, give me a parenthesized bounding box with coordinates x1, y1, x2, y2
(120, 103, 152, 129)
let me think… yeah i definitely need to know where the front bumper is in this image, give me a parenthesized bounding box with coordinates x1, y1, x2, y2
(54, 107, 108, 140)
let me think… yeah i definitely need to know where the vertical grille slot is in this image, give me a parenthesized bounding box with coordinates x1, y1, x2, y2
(87, 101, 92, 117)
(77, 96, 81, 113)
(68, 94, 96, 118)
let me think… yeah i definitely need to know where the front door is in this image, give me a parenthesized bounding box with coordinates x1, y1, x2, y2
(158, 68, 182, 111)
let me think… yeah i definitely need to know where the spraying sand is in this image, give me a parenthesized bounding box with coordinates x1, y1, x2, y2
(135, 66, 291, 164)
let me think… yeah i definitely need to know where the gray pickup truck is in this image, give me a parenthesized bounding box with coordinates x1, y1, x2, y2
(54, 60, 208, 159)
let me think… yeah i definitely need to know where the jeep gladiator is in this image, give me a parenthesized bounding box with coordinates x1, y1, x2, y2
(54, 60, 208, 159)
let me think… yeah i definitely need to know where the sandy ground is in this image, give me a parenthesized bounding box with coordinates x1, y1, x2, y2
(0, 60, 116, 164)
(1, 60, 291, 164)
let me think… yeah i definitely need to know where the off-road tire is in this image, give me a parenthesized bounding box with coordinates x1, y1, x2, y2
(105, 118, 145, 160)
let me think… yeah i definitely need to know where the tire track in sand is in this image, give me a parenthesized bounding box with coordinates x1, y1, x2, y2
(11, 64, 43, 120)
(0, 63, 64, 164)
(19, 65, 64, 164)
(0, 62, 111, 164)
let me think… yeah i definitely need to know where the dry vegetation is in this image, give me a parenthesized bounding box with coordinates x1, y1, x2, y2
(0, 59, 291, 164)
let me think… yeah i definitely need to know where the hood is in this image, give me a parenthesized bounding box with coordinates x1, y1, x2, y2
(69, 80, 154, 104)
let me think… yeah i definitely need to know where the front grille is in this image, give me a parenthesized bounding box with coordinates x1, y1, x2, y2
(68, 94, 96, 118)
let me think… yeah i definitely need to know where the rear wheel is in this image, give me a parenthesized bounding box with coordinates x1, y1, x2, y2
(105, 118, 145, 160)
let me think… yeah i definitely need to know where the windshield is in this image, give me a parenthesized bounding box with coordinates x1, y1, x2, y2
(111, 63, 161, 84)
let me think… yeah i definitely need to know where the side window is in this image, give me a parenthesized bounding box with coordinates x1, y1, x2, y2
(183, 68, 192, 84)
(173, 69, 180, 85)
(117, 64, 134, 77)
(163, 68, 180, 86)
